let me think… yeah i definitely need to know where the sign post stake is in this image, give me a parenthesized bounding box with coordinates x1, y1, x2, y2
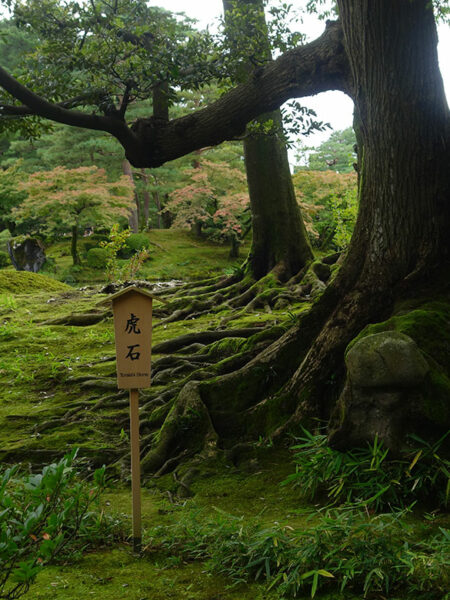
(99, 285, 157, 556)
(129, 387, 142, 554)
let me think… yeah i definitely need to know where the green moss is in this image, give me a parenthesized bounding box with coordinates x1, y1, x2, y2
(203, 336, 247, 358)
(26, 547, 278, 600)
(0, 270, 70, 293)
(347, 301, 450, 367)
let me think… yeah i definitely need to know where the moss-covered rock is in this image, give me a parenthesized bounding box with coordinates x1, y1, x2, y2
(330, 302, 450, 452)
(346, 331, 429, 388)
(7, 236, 46, 272)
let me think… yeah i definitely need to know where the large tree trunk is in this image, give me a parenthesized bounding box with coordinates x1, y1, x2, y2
(243, 120, 314, 280)
(277, 0, 450, 431)
(223, 0, 314, 281)
(141, 0, 450, 473)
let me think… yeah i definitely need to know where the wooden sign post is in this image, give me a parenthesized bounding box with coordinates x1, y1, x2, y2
(101, 286, 154, 554)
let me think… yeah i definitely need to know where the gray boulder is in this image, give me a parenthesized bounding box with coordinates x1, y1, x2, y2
(329, 331, 432, 452)
(346, 331, 429, 388)
(7, 237, 46, 273)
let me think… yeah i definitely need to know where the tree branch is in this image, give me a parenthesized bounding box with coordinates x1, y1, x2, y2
(0, 65, 139, 151)
(0, 21, 350, 170)
(0, 89, 109, 116)
(128, 20, 351, 168)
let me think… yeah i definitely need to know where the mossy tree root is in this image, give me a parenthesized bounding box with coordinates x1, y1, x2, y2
(141, 381, 219, 473)
(139, 267, 385, 474)
(156, 261, 328, 324)
(41, 311, 111, 326)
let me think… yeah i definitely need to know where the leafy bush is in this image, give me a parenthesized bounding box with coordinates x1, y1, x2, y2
(89, 232, 109, 244)
(0, 450, 122, 599)
(282, 429, 450, 510)
(100, 225, 150, 282)
(152, 507, 449, 599)
(82, 241, 99, 255)
(120, 233, 151, 258)
(328, 187, 358, 249)
(0, 251, 9, 268)
(40, 257, 56, 273)
(86, 247, 109, 269)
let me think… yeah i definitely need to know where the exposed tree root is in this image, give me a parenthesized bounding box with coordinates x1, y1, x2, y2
(139, 259, 447, 475)
(41, 310, 111, 326)
(31, 260, 340, 474)
(152, 327, 265, 354)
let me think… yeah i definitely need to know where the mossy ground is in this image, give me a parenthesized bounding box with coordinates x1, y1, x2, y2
(36, 229, 251, 285)
(1, 234, 447, 600)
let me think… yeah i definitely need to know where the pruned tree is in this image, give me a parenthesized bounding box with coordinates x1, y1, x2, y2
(1, 0, 449, 470)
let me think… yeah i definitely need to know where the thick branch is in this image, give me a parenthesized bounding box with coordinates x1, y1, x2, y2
(0, 65, 139, 150)
(0, 89, 108, 117)
(129, 20, 350, 168)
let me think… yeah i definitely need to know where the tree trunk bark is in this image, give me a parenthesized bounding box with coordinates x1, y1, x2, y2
(284, 0, 450, 420)
(122, 159, 139, 233)
(71, 224, 80, 266)
(244, 121, 314, 280)
(223, 0, 314, 281)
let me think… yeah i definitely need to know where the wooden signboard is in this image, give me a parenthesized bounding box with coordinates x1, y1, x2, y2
(112, 288, 153, 389)
(100, 285, 155, 554)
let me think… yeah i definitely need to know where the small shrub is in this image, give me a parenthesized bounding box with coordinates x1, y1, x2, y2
(282, 428, 450, 510)
(0, 229, 11, 250)
(0, 450, 122, 599)
(0, 251, 9, 268)
(82, 241, 99, 256)
(41, 257, 57, 273)
(120, 233, 151, 258)
(89, 232, 109, 244)
(100, 225, 150, 282)
(86, 247, 109, 269)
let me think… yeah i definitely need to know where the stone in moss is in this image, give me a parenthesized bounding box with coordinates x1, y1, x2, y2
(346, 331, 429, 388)
(330, 303, 450, 452)
(8, 236, 46, 272)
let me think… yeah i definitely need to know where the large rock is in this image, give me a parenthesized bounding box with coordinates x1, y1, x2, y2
(329, 328, 449, 453)
(7, 237, 46, 273)
(346, 331, 429, 388)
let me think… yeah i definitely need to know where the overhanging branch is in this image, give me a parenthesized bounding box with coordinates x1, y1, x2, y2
(0, 89, 109, 117)
(128, 20, 351, 168)
(0, 66, 139, 150)
(0, 21, 350, 169)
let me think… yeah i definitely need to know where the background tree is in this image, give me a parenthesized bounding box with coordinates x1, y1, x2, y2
(222, 0, 314, 280)
(0, 161, 26, 233)
(13, 166, 134, 265)
(296, 127, 356, 173)
(292, 169, 356, 250)
(164, 154, 249, 255)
